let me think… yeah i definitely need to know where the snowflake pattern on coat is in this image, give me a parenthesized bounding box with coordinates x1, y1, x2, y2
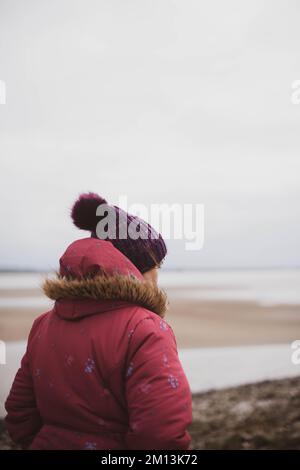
(126, 362, 134, 377)
(84, 441, 97, 450)
(140, 382, 152, 394)
(84, 358, 96, 373)
(162, 353, 169, 367)
(159, 319, 168, 331)
(168, 374, 179, 389)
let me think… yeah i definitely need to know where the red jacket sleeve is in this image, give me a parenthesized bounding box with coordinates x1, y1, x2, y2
(124, 315, 192, 450)
(5, 319, 43, 448)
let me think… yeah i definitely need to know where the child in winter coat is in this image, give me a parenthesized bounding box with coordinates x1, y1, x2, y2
(5, 193, 192, 450)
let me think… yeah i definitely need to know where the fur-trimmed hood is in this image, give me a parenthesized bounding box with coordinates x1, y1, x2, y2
(44, 237, 168, 319)
(43, 272, 168, 318)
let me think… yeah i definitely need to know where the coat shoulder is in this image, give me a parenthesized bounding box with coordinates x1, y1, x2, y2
(124, 305, 176, 346)
(125, 304, 163, 330)
(28, 310, 53, 342)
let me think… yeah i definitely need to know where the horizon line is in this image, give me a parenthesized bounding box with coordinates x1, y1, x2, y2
(0, 266, 300, 273)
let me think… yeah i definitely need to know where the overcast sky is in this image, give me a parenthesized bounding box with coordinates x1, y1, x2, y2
(0, 0, 300, 270)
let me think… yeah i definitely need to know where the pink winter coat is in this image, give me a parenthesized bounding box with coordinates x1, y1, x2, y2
(5, 238, 192, 450)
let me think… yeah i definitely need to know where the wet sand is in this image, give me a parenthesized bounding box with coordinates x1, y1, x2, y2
(167, 298, 300, 348)
(1, 296, 300, 348)
(0, 288, 42, 298)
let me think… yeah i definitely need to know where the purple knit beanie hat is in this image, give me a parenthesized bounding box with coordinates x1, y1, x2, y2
(71, 193, 167, 274)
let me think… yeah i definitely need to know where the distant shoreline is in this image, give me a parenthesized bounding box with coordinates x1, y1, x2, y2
(1, 266, 300, 273)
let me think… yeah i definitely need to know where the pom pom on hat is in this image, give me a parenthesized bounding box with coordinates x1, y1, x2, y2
(71, 192, 107, 231)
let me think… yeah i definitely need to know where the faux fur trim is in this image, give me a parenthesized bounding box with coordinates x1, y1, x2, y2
(43, 273, 168, 317)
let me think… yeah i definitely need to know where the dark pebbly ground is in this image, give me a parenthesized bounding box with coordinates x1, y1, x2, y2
(1, 376, 300, 450)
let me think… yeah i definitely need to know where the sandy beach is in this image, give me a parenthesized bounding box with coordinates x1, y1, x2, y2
(1, 296, 300, 347)
(1, 269, 300, 346)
